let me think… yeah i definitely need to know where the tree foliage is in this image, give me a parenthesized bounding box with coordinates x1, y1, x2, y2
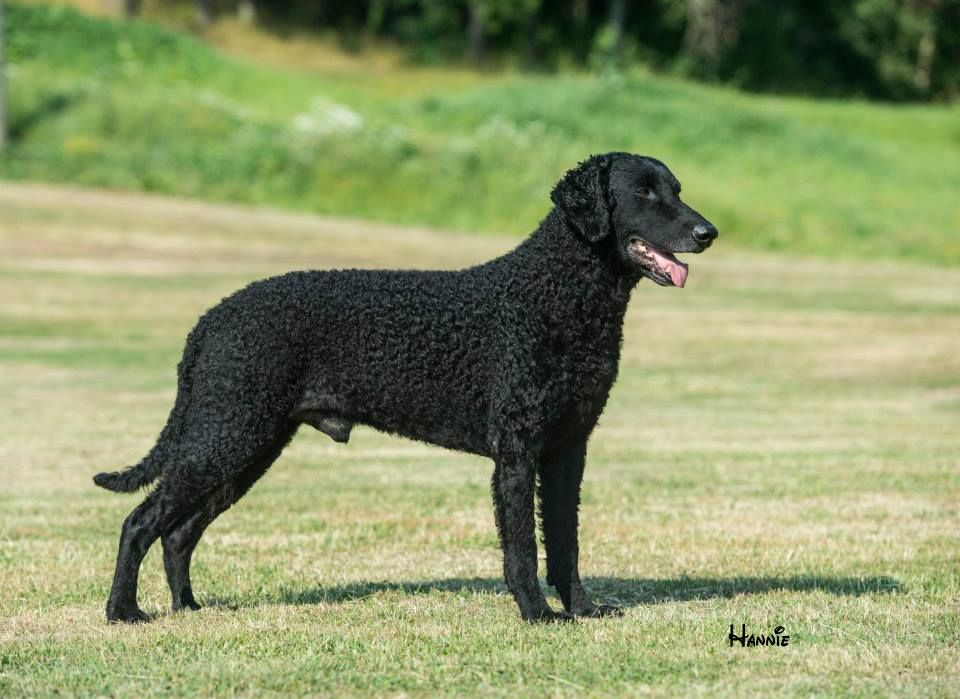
(93, 0, 960, 101)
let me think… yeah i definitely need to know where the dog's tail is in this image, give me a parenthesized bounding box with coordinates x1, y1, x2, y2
(93, 320, 207, 494)
(93, 445, 167, 493)
(93, 398, 185, 492)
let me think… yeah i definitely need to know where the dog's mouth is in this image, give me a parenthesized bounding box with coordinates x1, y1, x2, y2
(627, 239, 689, 288)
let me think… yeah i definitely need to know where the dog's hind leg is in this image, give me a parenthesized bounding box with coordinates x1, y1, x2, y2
(105, 486, 206, 623)
(161, 425, 297, 612)
(105, 492, 161, 623)
(105, 418, 297, 623)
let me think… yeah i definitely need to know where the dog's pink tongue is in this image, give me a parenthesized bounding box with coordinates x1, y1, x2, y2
(649, 249, 689, 288)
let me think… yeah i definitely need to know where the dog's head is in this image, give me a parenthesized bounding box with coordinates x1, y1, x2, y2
(551, 152, 717, 287)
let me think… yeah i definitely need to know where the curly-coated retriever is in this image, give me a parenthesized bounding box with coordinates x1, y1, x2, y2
(94, 152, 718, 624)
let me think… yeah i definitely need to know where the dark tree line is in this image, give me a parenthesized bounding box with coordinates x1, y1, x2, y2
(0, 0, 6, 148)
(123, 0, 960, 101)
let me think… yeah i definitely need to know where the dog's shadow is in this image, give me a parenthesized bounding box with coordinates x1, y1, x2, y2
(208, 574, 902, 610)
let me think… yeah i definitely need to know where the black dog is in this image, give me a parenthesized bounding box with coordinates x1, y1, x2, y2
(94, 152, 717, 623)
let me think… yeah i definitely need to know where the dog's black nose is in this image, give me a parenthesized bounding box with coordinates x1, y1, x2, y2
(692, 223, 718, 245)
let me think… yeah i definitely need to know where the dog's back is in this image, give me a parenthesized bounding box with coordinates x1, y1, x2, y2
(189, 261, 511, 456)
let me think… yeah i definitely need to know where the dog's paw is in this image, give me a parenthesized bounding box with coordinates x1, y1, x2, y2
(106, 606, 151, 624)
(545, 609, 577, 623)
(172, 587, 202, 612)
(574, 604, 624, 619)
(526, 608, 577, 624)
(173, 599, 202, 613)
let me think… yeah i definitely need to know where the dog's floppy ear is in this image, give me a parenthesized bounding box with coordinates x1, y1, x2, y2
(550, 154, 614, 242)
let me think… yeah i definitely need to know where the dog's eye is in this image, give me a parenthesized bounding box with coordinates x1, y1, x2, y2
(636, 188, 656, 200)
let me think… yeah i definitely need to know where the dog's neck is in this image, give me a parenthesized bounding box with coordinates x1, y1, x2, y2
(513, 209, 637, 325)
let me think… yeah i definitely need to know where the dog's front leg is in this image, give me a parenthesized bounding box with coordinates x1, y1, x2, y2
(488, 323, 573, 622)
(540, 439, 623, 618)
(492, 443, 573, 623)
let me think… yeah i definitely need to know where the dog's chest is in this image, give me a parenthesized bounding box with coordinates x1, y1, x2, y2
(533, 268, 632, 435)
(549, 316, 623, 431)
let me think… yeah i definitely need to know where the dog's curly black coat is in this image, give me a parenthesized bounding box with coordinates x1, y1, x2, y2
(95, 152, 717, 623)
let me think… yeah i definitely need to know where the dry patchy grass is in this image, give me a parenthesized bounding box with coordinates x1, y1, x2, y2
(0, 183, 958, 696)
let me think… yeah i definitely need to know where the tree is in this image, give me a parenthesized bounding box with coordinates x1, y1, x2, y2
(0, 0, 6, 149)
(910, 0, 941, 92)
(682, 0, 745, 78)
(839, 0, 945, 99)
(468, 1, 487, 66)
(195, 0, 215, 28)
(238, 1, 256, 25)
(608, 0, 625, 57)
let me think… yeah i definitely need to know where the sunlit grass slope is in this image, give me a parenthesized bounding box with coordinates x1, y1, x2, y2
(3, 1, 960, 265)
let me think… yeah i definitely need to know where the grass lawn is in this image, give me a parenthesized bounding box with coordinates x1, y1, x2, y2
(0, 182, 958, 696)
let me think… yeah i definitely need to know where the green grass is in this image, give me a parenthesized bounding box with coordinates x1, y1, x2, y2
(1, 183, 958, 696)
(3, 2, 960, 265)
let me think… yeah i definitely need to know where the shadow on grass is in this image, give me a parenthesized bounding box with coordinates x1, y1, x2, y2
(216, 574, 901, 609)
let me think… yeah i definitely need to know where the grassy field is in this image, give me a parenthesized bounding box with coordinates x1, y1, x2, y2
(0, 182, 958, 696)
(4, 2, 960, 265)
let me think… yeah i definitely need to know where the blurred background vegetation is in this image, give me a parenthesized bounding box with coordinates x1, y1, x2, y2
(1, 0, 958, 263)
(30, 0, 960, 101)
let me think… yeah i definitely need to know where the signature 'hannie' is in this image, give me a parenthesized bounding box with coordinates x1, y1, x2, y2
(728, 623, 791, 648)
